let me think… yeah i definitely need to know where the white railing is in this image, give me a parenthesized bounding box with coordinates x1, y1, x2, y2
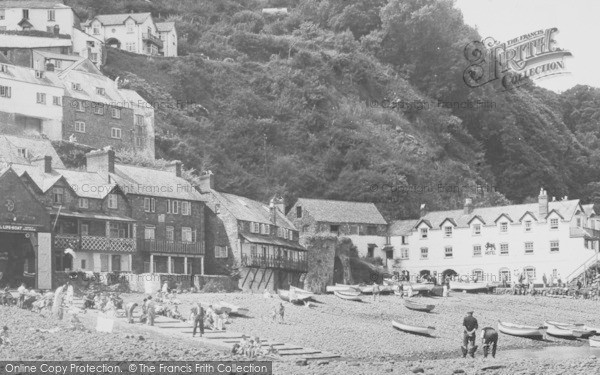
(566, 252, 600, 283)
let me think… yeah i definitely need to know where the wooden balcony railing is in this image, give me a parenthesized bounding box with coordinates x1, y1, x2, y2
(241, 254, 308, 272)
(141, 239, 204, 255)
(54, 234, 135, 253)
(142, 33, 163, 47)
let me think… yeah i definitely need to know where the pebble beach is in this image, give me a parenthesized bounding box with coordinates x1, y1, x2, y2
(2, 292, 600, 374)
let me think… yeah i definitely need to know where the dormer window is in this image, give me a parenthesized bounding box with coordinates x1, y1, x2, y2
(0, 64, 8, 73)
(72, 82, 82, 91)
(35, 70, 44, 79)
(444, 226, 453, 238)
(550, 218, 559, 230)
(17, 148, 28, 158)
(472, 223, 481, 236)
(499, 222, 508, 233)
(96, 87, 105, 95)
(420, 228, 428, 239)
(524, 220, 532, 232)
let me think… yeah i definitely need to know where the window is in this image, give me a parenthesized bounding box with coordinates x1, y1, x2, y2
(420, 247, 428, 259)
(107, 194, 118, 209)
(400, 248, 409, 259)
(143, 197, 155, 212)
(500, 243, 509, 255)
(473, 245, 482, 257)
(93, 27, 100, 35)
(296, 206, 302, 218)
(215, 246, 228, 258)
(166, 226, 174, 242)
(111, 107, 121, 119)
(252, 222, 260, 233)
(90, 53, 98, 62)
(126, 22, 134, 33)
(74, 121, 85, 133)
(524, 220, 532, 232)
(35, 70, 44, 78)
(111, 128, 122, 139)
(126, 42, 136, 51)
(109, 223, 122, 238)
(260, 223, 270, 235)
(144, 226, 155, 240)
(72, 82, 82, 91)
(78, 198, 88, 209)
(80, 223, 89, 236)
(524, 242, 534, 254)
(36, 93, 46, 104)
(367, 245, 375, 258)
(23, 9, 29, 18)
(47, 10, 55, 21)
(182, 227, 193, 243)
(499, 268, 511, 282)
(135, 114, 144, 126)
(524, 267, 536, 280)
(75, 100, 84, 112)
(472, 269, 484, 281)
(52, 96, 62, 106)
(367, 226, 377, 235)
(577, 218, 581, 227)
(444, 226, 453, 238)
(550, 218, 558, 229)
(87, 41, 95, 48)
(81, 259, 87, 269)
(420, 228, 428, 239)
(472, 224, 481, 236)
(0, 86, 11, 98)
(349, 225, 359, 235)
(172, 200, 179, 214)
(181, 201, 191, 216)
(499, 222, 508, 232)
(17, 148, 28, 158)
(444, 246, 453, 258)
(52, 187, 64, 205)
(96, 87, 105, 95)
(550, 240, 559, 253)
(100, 254, 109, 272)
(330, 225, 339, 233)
(54, 59, 62, 69)
(94, 105, 104, 115)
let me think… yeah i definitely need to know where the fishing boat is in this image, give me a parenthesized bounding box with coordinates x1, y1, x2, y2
(326, 285, 361, 293)
(590, 337, 600, 348)
(278, 289, 311, 304)
(392, 320, 435, 336)
(545, 321, 595, 337)
(497, 321, 545, 338)
(334, 290, 362, 301)
(289, 286, 315, 299)
(410, 283, 436, 292)
(584, 325, 600, 334)
(544, 321, 590, 338)
(218, 301, 249, 316)
(404, 299, 435, 312)
(449, 281, 491, 291)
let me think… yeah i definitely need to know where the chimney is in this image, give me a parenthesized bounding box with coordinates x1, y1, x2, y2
(539, 188, 548, 218)
(31, 155, 52, 173)
(275, 196, 285, 214)
(85, 148, 115, 177)
(166, 160, 182, 177)
(269, 198, 277, 225)
(198, 171, 214, 192)
(464, 198, 473, 214)
(419, 203, 426, 218)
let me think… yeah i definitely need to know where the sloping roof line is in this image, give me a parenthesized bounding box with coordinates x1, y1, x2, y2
(89, 12, 152, 26)
(295, 198, 387, 225)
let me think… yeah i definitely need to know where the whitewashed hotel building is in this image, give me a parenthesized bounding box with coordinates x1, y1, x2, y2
(392, 189, 600, 284)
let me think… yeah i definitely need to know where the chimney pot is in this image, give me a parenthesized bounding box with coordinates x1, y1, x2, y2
(44, 155, 52, 173)
(166, 160, 182, 177)
(539, 187, 549, 218)
(199, 171, 214, 192)
(464, 198, 473, 214)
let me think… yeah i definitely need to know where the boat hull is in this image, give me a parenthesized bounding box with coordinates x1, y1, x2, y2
(497, 321, 544, 338)
(404, 300, 435, 312)
(290, 286, 315, 299)
(449, 281, 491, 291)
(334, 291, 362, 301)
(545, 322, 589, 338)
(392, 320, 435, 336)
(411, 283, 435, 292)
(278, 290, 311, 304)
(326, 285, 361, 293)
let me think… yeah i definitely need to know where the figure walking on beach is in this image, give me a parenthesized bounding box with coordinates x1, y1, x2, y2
(461, 310, 478, 358)
(278, 302, 285, 323)
(192, 303, 204, 337)
(146, 296, 156, 326)
(481, 326, 498, 358)
(372, 282, 380, 302)
(52, 283, 66, 320)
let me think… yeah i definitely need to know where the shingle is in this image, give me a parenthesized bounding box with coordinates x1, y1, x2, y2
(214, 191, 296, 230)
(295, 198, 387, 225)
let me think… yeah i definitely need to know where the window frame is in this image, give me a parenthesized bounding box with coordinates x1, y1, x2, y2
(107, 193, 118, 209)
(500, 243, 509, 255)
(78, 197, 88, 209)
(524, 241, 534, 254)
(181, 227, 193, 243)
(420, 227, 428, 239)
(47, 10, 55, 21)
(74, 121, 85, 133)
(36, 92, 46, 104)
(499, 222, 508, 233)
(144, 226, 155, 240)
(400, 247, 409, 260)
(420, 247, 428, 260)
(444, 226, 453, 238)
(111, 107, 121, 119)
(110, 127, 122, 139)
(473, 245, 482, 257)
(444, 246, 453, 258)
(550, 240, 559, 253)
(166, 226, 174, 242)
(472, 223, 481, 236)
(550, 218, 559, 230)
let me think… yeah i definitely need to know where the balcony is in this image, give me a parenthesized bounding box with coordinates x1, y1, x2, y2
(141, 240, 204, 255)
(570, 227, 600, 239)
(142, 33, 163, 48)
(54, 234, 135, 253)
(241, 254, 308, 272)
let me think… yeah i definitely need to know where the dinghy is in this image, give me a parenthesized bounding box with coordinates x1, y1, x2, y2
(289, 286, 315, 299)
(212, 304, 233, 314)
(278, 289, 311, 304)
(404, 299, 435, 312)
(218, 301, 249, 316)
(545, 321, 591, 338)
(590, 337, 600, 348)
(497, 321, 545, 338)
(334, 290, 362, 301)
(392, 320, 435, 336)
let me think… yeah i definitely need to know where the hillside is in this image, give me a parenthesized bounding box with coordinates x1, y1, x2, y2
(65, 0, 600, 219)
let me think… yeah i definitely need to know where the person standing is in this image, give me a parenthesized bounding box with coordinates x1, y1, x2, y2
(125, 302, 138, 324)
(162, 281, 169, 294)
(52, 284, 66, 320)
(278, 302, 285, 323)
(65, 282, 74, 306)
(557, 273, 562, 287)
(192, 303, 204, 337)
(17, 283, 27, 308)
(481, 327, 499, 358)
(461, 311, 478, 358)
(542, 274, 548, 288)
(146, 297, 156, 326)
(372, 282, 380, 302)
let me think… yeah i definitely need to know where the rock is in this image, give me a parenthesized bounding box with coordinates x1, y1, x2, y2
(138, 336, 145, 341)
(296, 359, 308, 366)
(56, 347, 63, 352)
(317, 361, 329, 366)
(453, 370, 465, 374)
(411, 368, 424, 373)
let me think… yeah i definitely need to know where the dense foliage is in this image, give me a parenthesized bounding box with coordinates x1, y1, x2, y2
(65, 0, 600, 219)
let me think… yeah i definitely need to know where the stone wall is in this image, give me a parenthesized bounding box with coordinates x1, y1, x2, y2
(301, 235, 355, 293)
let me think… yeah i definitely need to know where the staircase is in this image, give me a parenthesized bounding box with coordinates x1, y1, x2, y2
(566, 252, 600, 286)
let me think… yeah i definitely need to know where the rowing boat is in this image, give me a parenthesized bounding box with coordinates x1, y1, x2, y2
(278, 290, 311, 304)
(289, 286, 315, 299)
(546, 321, 595, 337)
(218, 301, 249, 316)
(404, 299, 435, 312)
(590, 337, 600, 348)
(334, 290, 362, 301)
(326, 285, 361, 293)
(392, 320, 435, 336)
(449, 281, 491, 291)
(497, 321, 545, 338)
(544, 321, 591, 338)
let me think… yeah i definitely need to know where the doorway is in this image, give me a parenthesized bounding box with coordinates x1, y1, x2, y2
(0, 232, 36, 288)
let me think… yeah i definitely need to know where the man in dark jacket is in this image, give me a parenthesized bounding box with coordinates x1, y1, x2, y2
(461, 311, 478, 358)
(192, 303, 204, 337)
(481, 327, 498, 358)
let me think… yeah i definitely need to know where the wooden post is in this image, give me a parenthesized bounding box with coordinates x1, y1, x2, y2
(167, 256, 172, 274)
(184, 257, 188, 275)
(150, 254, 154, 274)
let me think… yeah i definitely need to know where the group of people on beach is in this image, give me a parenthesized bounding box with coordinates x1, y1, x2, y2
(231, 335, 278, 358)
(461, 310, 498, 359)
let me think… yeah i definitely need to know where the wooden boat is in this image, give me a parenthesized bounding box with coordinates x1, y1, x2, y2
(449, 281, 491, 291)
(410, 283, 436, 292)
(212, 304, 232, 315)
(590, 337, 600, 348)
(336, 283, 359, 288)
(392, 320, 435, 336)
(278, 290, 311, 304)
(544, 321, 586, 338)
(334, 290, 362, 301)
(404, 299, 435, 312)
(289, 286, 315, 299)
(497, 321, 545, 338)
(584, 325, 600, 334)
(218, 301, 249, 316)
(545, 321, 595, 338)
(326, 285, 361, 293)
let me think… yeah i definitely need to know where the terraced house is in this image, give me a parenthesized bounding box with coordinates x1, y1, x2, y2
(393, 190, 600, 285)
(200, 174, 307, 291)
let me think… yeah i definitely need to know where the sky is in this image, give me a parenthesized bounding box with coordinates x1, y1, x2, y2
(455, 0, 600, 93)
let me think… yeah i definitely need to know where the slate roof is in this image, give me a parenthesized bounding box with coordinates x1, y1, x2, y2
(0, 0, 69, 9)
(110, 164, 204, 201)
(0, 34, 72, 48)
(11, 164, 63, 193)
(583, 204, 595, 217)
(213, 191, 296, 230)
(0, 62, 63, 87)
(87, 12, 152, 26)
(294, 198, 387, 225)
(47, 207, 134, 222)
(34, 50, 80, 61)
(241, 233, 305, 251)
(0, 135, 65, 168)
(417, 200, 582, 229)
(156, 22, 175, 32)
(389, 219, 419, 236)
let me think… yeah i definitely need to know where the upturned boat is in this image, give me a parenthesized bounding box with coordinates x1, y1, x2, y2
(334, 290, 362, 301)
(278, 289, 311, 304)
(497, 321, 545, 338)
(404, 299, 435, 312)
(289, 286, 315, 299)
(218, 301, 249, 316)
(392, 320, 435, 336)
(544, 321, 592, 338)
(327, 284, 361, 293)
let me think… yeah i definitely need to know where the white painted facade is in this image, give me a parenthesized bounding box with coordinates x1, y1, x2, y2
(0, 4, 75, 35)
(71, 28, 103, 67)
(157, 26, 177, 57)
